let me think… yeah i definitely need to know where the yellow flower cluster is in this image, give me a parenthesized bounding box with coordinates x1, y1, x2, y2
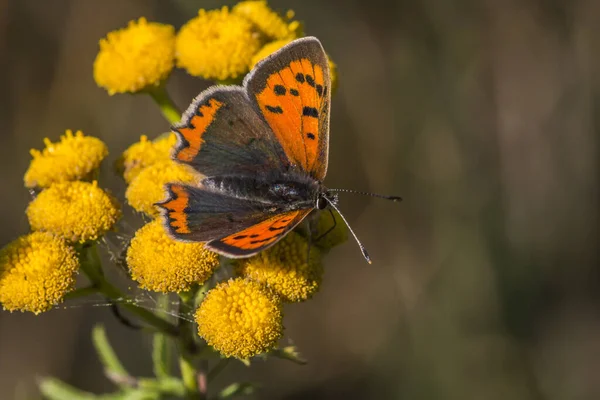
(236, 232, 323, 302)
(127, 220, 220, 293)
(27, 181, 121, 243)
(196, 278, 283, 359)
(232, 1, 300, 41)
(0, 232, 79, 314)
(24, 130, 108, 189)
(118, 133, 177, 183)
(94, 18, 175, 95)
(125, 160, 199, 217)
(176, 7, 261, 81)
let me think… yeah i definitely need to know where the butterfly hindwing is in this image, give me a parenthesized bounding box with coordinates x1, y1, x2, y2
(244, 37, 331, 181)
(157, 183, 288, 242)
(172, 86, 290, 176)
(206, 209, 311, 257)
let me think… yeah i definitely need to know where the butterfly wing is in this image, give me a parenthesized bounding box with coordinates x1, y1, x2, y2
(157, 183, 311, 257)
(244, 36, 331, 182)
(206, 209, 311, 257)
(172, 86, 290, 176)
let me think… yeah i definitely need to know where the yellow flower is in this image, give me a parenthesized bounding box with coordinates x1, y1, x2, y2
(125, 160, 199, 217)
(196, 278, 283, 359)
(24, 130, 108, 189)
(251, 39, 338, 91)
(26, 181, 121, 243)
(233, 1, 300, 41)
(236, 232, 323, 302)
(94, 17, 175, 95)
(118, 133, 177, 183)
(0, 232, 79, 314)
(126, 220, 220, 293)
(313, 210, 348, 251)
(176, 7, 262, 81)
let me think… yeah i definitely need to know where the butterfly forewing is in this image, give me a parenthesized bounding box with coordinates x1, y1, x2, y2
(172, 86, 289, 177)
(245, 37, 331, 181)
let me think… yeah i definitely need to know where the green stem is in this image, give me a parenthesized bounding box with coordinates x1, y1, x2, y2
(178, 288, 203, 400)
(79, 245, 179, 337)
(147, 86, 181, 125)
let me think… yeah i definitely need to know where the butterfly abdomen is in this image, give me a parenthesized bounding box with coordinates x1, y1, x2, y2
(202, 173, 318, 210)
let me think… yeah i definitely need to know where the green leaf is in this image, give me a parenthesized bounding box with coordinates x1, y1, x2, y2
(218, 382, 257, 398)
(92, 325, 130, 385)
(39, 377, 99, 400)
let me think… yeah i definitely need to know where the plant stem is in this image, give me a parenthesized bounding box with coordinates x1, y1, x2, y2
(147, 86, 181, 125)
(178, 288, 204, 399)
(79, 244, 179, 337)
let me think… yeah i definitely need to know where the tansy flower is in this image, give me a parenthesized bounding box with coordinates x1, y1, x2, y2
(126, 160, 198, 217)
(126, 220, 220, 293)
(232, 1, 300, 41)
(26, 181, 121, 243)
(0, 232, 79, 314)
(196, 278, 283, 359)
(236, 232, 323, 302)
(94, 17, 175, 95)
(176, 7, 262, 81)
(118, 133, 177, 183)
(24, 130, 108, 189)
(313, 210, 348, 251)
(251, 39, 339, 92)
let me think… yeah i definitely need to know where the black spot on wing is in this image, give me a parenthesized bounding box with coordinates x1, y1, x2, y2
(302, 107, 319, 118)
(306, 75, 315, 87)
(295, 73, 305, 83)
(274, 85, 286, 95)
(269, 225, 286, 231)
(266, 105, 283, 114)
(316, 84, 323, 97)
(306, 133, 316, 140)
(249, 234, 260, 238)
(233, 235, 247, 240)
(290, 88, 299, 96)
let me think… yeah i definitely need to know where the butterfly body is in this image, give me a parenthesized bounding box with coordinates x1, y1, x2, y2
(158, 37, 334, 258)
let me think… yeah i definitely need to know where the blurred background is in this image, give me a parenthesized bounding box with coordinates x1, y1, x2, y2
(1, 0, 599, 399)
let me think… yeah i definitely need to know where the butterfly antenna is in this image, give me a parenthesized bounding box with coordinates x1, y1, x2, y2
(323, 197, 372, 264)
(328, 189, 402, 202)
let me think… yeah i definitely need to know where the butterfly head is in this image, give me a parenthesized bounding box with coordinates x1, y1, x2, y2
(316, 188, 338, 210)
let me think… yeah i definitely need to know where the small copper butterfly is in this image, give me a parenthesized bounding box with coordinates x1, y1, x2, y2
(157, 37, 400, 263)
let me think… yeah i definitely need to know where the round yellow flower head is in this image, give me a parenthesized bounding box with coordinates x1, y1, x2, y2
(196, 278, 283, 359)
(236, 232, 323, 302)
(127, 220, 220, 293)
(233, 1, 300, 41)
(126, 160, 199, 217)
(313, 210, 348, 251)
(118, 133, 177, 183)
(0, 232, 79, 314)
(26, 181, 121, 243)
(251, 39, 338, 91)
(24, 130, 108, 189)
(176, 7, 262, 81)
(94, 17, 175, 95)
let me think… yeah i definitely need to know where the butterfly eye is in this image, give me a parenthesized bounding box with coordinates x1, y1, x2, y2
(316, 196, 327, 210)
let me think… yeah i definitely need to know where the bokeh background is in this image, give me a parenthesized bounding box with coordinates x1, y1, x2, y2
(1, 0, 599, 399)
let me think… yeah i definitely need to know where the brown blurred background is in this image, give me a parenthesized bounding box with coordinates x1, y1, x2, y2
(1, 0, 599, 399)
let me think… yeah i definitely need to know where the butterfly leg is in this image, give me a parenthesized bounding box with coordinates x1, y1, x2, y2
(315, 208, 337, 243)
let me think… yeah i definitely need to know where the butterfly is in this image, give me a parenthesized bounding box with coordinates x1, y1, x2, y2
(157, 37, 400, 263)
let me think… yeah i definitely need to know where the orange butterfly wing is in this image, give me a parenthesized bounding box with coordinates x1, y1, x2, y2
(245, 37, 331, 182)
(206, 209, 311, 257)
